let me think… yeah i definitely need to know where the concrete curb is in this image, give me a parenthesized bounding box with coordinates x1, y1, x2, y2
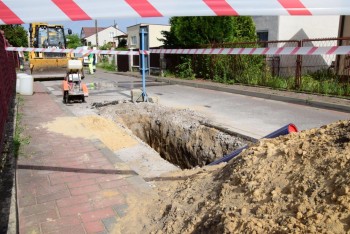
(115, 72, 350, 113)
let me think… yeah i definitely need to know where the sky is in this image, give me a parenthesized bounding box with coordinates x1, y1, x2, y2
(24, 17, 170, 35)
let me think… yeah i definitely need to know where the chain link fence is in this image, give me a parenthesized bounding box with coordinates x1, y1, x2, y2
(116, 37, 350, 95)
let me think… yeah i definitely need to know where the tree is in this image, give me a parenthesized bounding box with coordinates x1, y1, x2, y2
(118, 39, 127, 48)
(66, 34, 82, 49)
(163, 16, 257, 47)
(0, 25, 28, 47)
(160, 16, 262, 83)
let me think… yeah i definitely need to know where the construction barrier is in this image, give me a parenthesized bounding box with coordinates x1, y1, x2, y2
(5, 46, 350, 55)
(0, 0, 350, 24)
(0, 31, 17, 153)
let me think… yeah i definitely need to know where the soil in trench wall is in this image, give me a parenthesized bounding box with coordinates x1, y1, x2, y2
(99, 102, 249, 169)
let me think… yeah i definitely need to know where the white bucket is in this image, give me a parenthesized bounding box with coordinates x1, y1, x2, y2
(16, 73, 27, 93)
(67, 60, 83, 70)
(19, 75, 34, 95)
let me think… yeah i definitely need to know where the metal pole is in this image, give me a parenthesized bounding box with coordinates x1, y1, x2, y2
(141, 28, 148, 102)
(296, 40, 302, 89)
(95, 20, 99, 48)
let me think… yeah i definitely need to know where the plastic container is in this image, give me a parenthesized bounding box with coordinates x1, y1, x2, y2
(16, 73, 27, 93)
(67, 60, 83, 70)
(19, 75, 34, 95)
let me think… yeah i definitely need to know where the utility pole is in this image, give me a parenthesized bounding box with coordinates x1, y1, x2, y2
(95, 20, 99, 48)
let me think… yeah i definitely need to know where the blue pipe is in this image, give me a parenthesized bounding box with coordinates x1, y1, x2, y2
(263, 123, 297, 139)
(209, 123, 298, 165)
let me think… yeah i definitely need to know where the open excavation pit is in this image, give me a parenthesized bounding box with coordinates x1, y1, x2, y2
(99, 102, 250, 169)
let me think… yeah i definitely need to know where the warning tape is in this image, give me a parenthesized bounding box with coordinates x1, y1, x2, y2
(151, 46, 350, 55)
(5, 47, 144, 55)
(5, 46, 350, 55)
(0, 0, 350, 24)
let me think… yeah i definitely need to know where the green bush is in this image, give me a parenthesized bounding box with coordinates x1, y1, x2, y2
(300, 75, 349, 96)
(97, 57, 117, 71)
(176, 57, 195, 79)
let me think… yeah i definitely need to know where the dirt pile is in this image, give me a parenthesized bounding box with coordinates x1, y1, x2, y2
(115, 119, 350, 234)
(99, 103, 248, 168)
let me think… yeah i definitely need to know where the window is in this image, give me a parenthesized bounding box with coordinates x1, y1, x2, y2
(109, 32, 115, 38)
(131, 36, 137, 45)
(257, 31, 268, 42)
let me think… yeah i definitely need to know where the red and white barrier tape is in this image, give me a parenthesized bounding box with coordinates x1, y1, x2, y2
(0, 0, 350, 24)
(5, 46, 350, 55)
(5, 47, 143, 55)
(151, 46, 350, 55)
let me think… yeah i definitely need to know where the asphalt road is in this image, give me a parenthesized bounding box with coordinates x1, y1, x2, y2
(44, 69, 350, 139)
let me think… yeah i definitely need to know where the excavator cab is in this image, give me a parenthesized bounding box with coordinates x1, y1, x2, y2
(29, 23, 75, 79)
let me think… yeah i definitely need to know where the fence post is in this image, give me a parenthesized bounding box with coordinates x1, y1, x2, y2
(160, 47, 165, 77)
(295, 40, 302, 89)
(129, 49, 133, 71)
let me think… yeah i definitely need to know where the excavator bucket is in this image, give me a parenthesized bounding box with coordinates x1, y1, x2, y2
(30, 57, 69, 80)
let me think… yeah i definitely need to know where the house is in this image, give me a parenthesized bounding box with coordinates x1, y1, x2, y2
(253, 16, 340, 42)
(127, 24, 170, 49)
(80, 26, 126, 47)
(253, 16, 340, 76)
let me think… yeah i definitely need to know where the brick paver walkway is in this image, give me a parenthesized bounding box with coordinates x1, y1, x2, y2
(17, 83, 150, 234)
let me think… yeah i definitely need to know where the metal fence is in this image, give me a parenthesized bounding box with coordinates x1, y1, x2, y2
(116, 37, 350, 89)
(302, 37, 350, 82)
(158, 40, 302, 86)
(0, 30, 18, 154)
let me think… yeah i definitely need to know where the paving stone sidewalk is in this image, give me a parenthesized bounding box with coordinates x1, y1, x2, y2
(17, 83, 150, 234)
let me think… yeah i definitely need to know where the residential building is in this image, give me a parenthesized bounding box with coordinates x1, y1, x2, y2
(253, 16, 340, 76)
(80, 26, 126, 47)
(253, 16, 340, 42)
(127, 24, 170, 49)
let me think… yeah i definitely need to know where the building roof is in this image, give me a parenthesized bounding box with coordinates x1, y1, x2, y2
(126, 23, 170, 29)
(81, 27, 107, 38)
(81, 26, 127, 39)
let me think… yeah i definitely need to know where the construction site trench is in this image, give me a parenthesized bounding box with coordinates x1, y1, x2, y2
(99, 102, 250, 169)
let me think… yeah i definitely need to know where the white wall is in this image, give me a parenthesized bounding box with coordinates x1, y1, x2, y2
(254, 16, 340, 75)
(85, 27, 125, 47)
(127, 24, 170, 49)
(127, 25, 140, 49)
(279, 16, 340, 71)
(278, 16, 340, 41)
(253, 16, 279, 41)
(148, 25, 170, 48)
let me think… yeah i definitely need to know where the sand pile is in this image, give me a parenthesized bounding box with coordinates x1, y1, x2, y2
(116, 120, 350, 233)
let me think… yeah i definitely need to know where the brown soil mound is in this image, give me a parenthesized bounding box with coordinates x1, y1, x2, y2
(115, 120, 350, 234)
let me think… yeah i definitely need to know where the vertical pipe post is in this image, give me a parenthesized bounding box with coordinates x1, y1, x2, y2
(141, 28, 148, 102)
(295, 40, 302, 89)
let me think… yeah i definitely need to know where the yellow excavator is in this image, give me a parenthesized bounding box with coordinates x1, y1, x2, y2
(29, 22, 76, 79)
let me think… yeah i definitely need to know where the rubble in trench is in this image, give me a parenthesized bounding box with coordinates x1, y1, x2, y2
(98, 103, 350, 233)
(98, 102, 249, 168)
